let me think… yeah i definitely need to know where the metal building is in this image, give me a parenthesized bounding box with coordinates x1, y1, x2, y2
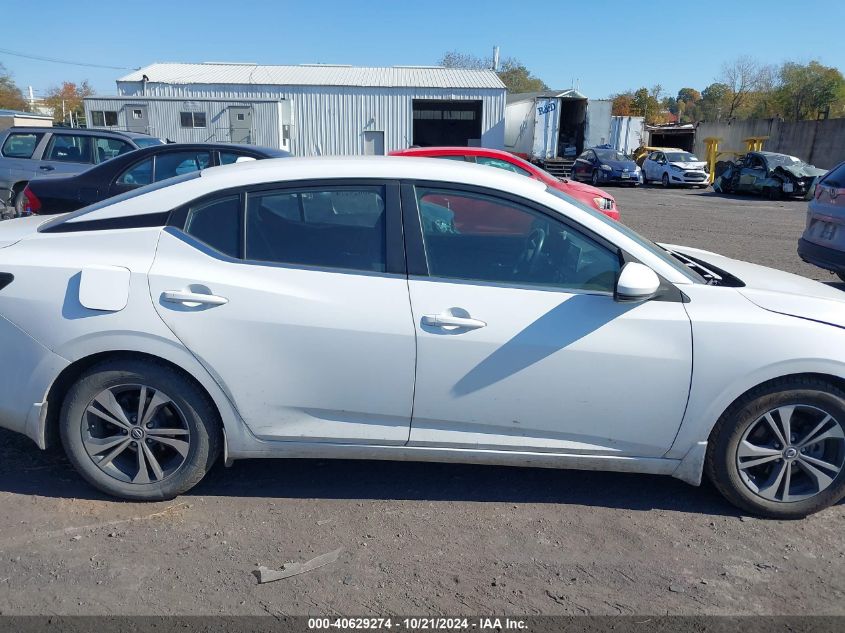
(84, 63, 507, 155)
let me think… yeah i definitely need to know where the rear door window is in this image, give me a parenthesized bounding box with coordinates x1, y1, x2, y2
(44, 134, 95, 164)
(184, 195, 241, 258)
(154, 151, 212, 181)
(116, 158, 153, 186)
(2, 132, 43, 158)
(245, 186, 386, 272)
(95, 137, 133, 163)
(219, 151, 257, 165)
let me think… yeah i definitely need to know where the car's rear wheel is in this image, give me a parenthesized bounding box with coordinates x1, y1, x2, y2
(767, 185, 782, 201)
(60, 359, 221, 500)
(661, 173, 669, 188)
(706, 377, 845, 518)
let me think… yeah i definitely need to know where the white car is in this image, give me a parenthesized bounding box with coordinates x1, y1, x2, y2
(642, 149, 709, 187)
(0, 157, 843, 518)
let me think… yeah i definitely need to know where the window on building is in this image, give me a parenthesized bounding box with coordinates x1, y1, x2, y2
(180, 112, 207, 128)
(90, 110, 118, 127)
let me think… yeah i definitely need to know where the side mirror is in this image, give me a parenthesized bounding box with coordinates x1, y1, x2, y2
(616, 262, 661, 302)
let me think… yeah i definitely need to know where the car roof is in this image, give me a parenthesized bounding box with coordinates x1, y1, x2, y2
(2, 126, 159, 140)
(390, 146, 519, 159)
(117, 142, 289, 158)
(59, 156, 547, 224)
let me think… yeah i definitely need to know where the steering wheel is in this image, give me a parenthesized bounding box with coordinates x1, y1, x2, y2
(513, 227, 546, 278)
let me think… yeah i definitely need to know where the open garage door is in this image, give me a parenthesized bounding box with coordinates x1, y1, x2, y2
(412, 100, 482, 147)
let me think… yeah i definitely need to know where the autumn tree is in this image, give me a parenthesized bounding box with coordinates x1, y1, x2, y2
(775, 61, 845, 120)
(438, 51, 547, 93)
(43, 80, 94, 124)
(719, 56, 772, 118)
(0, 63, 28, 111)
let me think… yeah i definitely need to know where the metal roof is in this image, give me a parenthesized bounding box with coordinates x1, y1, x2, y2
(119, 63, 506, 90)
(507, 89, 587, 103)
(0, 109, 52, 119)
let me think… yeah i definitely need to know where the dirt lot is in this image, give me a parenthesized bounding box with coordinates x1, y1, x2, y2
(0, 186, 843, 617)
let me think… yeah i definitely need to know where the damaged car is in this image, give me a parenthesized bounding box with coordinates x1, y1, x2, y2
(713, 151, 827, 200)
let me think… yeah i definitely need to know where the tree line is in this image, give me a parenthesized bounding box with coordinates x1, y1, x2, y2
(0, 63, 93, 125)
(612, 57, 845, 125)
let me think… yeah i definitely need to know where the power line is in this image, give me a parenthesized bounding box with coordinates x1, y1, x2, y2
(0, 47, 136, 71)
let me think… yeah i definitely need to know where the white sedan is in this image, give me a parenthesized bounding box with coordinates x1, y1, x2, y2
(642, 149, 709, 187)
(0, 157, 843, 518)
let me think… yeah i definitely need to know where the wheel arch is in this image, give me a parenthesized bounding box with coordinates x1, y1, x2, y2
(40, 348, 245, 452)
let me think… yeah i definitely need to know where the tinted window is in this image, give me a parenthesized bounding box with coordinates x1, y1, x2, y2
(45, 134, 94, 163)
(2, 133, 43, 158)
(245, 186, 386, 272)
(95, 137, 133, 163)
(434, 155, 468, 162)
(475, 156, 531, 176)
(184, 196, 240, 258)
(91, 110, 118, 127)
(415, 187, 619, 292)
(133, 137, 165, 148)
(155, 151, 211, 181)
(116, 158, 153, 186)
(220, 151, 256, 165)
(822, 162, 845, 188)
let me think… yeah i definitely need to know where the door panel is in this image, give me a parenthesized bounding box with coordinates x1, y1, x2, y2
(149, 231, 415, 443)
(404, 184, 693, 456)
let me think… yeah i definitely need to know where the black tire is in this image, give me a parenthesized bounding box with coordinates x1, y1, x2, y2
(60, 359, 221, 501)
(591, 169, 599, 186)
(705, 376, 845, 519)
(661, 173, 670, 188)
(767, 185, 782, 201)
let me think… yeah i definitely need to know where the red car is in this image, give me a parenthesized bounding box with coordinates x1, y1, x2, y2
(389, 146, 620, 220)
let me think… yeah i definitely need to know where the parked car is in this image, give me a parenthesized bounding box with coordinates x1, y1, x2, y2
(798, 160, 845, 282)
(22, 143, 291, 216)
(571, 148, 641, 186)
(1, 156, 845, 518)
(389, 146, 619, 220)
(713, 151, 827, 200)
(0, 127, 165, 219)
(642, 149, 709, 187)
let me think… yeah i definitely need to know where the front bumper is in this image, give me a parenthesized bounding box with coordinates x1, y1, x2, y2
(0, 313, 68, 446)
(798, 238, 845, 275)
(601, 171, 641, 184)
(670, 170, 708, 184)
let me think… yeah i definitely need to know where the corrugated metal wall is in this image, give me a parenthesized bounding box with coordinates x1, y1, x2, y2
(90, 82, 505, 155)
(85, 97, 281, 147)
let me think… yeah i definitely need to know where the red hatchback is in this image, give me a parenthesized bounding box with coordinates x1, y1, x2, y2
(389, 146, 620, 220)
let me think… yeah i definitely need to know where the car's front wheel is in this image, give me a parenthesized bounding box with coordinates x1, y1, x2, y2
(661, 173, 670, 188)
(60, 359, 221, 500)
(706, 377, 845, 518)
(591, 170, 600, 186)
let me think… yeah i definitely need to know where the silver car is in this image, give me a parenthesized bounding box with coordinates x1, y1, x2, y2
(799, 161, 845, 282)
(0, 127, 164, 219)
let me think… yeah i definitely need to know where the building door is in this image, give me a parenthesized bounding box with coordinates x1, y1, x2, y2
(412, 100, 482, 147)
(229, 107, 253, 144)
(363, 130, 385, 155)
(125, 105, 149, 134)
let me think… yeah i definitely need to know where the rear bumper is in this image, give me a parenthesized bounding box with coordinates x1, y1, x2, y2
(798, 238, 845, 274)
(0, 313, 68, 447)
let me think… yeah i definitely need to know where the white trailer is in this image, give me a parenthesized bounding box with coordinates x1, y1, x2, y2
(504, 90, 612, 177)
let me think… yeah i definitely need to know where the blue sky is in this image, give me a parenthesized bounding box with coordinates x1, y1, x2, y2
(4, 0, 844, 100)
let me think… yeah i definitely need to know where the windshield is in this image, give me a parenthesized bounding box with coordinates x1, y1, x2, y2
(132, 137, 166, 148)
(544, 186, 704, 283)
(762, 153, 803, 168)
(665, 152, 700, 163)
(594, 149, 631, 162)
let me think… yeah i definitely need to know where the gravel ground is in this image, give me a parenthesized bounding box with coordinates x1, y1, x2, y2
(0, 185, 843, 617)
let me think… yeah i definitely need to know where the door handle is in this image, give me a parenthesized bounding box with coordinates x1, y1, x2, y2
(39, 165, 55, 171)
(422, 314, 486, 329)
(162, 290, 228, 306)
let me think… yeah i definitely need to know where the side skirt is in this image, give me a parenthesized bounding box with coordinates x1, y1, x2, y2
(226, 441, 703, 484)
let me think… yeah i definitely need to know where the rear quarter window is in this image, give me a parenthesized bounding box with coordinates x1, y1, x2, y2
(822, 163, 845, 188)
(2, 133, 43, 158)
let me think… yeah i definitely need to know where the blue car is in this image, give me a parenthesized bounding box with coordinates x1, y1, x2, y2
(572, 148, 641, 186)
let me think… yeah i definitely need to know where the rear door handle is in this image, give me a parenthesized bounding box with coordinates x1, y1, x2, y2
(422, 314, 486, 329)
(39, 165, 55, 171)
(162, 290, 228, 306)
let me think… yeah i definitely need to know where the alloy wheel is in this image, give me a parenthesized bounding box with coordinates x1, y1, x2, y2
(736, 404, 845, 502)
(81, 385, 191, 484)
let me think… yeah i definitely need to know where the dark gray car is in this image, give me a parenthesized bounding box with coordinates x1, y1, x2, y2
(0, 126, 164, 218)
